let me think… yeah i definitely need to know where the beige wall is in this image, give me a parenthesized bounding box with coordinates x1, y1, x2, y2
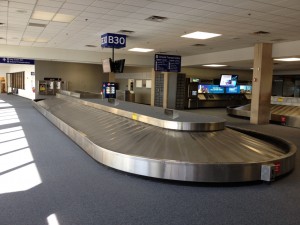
(123, 66, 152, 73)
(35, 60, 109, 93)
(115, 66, 152, 104)
(181, 67, 253, 81)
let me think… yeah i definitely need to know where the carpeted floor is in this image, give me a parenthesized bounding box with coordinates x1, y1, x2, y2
(1, 94, 300, 225)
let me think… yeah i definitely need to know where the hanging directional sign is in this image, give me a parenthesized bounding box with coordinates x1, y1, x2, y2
(154, 54, 181, 72)
(0, 57, 35, 65)
(101, 33, 126, 49)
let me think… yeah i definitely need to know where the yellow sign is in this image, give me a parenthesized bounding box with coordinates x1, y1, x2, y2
(278, 97, 283, 102)
(132, 113, 138, 120)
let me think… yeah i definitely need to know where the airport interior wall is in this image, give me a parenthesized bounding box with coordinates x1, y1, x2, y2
(181, 67, 253, 81)
(35, 60, 109, 94)
(115, 66, 152, 104)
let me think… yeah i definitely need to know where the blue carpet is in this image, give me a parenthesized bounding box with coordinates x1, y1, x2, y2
(0, 94, 300, 225)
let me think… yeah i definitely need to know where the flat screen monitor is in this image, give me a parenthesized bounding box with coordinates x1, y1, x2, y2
(198, 85, 224, 94)
(191, 90, 198, 96)
(226, 86, 240, 94)
(219, 74, 238, 87)
(114, 59, 125, 73)
(191, 78, 200, 83)
(239, 85, 252, 94)
(102, 58, 112, 73)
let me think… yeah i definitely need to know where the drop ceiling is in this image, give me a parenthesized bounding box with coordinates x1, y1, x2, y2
(1, 0, 300, 70)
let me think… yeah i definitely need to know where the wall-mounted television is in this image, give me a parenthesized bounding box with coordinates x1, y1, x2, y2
(239, 85, 252, 94)
(191, 78, 200, 83)
(113, 59, 125, 73)
(102, 58, 113, 73)
(198, 85, 224, 94)
(226, 86, 240, 94)
(219, 74, 238, 87)
(191, 90, 198, 96)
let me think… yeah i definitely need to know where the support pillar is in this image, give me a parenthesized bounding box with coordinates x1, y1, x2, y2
(108, 72, 115, 82)
(163, 72, 169, 109)
(150, 69, 156, 106)
(250, 43, 273, 124)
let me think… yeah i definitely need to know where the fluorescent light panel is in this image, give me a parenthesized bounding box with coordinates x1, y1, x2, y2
(181, 31, 221, 40)
(22, 37, 48, 43)
(52, 13, 75, 23)
(22, 37, 36, 42)
(128, 48, 154, 52)
(31, 11, 75, 23)
(274, 57, 300, 62)
(31, 11, 55, 21)
(202, 64, 227, 67)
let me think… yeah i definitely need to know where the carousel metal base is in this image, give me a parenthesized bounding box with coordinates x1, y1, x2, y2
(33, 94, 296, 183)
(227, 104, 300, 128)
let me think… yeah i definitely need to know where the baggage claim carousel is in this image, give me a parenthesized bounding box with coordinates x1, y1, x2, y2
(227, 104, 300, 129)
(33, 93, 296, 183)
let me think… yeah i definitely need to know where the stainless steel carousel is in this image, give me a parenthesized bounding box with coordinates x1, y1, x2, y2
(33, 93, 296, 183)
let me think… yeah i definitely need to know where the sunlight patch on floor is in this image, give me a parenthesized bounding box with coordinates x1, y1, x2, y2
(0, 99, 42, 194)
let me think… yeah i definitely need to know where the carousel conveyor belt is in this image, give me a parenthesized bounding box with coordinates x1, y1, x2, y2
(33, 95, 296, 183)
(227, 104, 300, 128)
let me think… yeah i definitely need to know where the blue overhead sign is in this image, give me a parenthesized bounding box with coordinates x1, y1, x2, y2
(154, 54, 181, 72)
(0, 57, 35, 65)
(101, 33, 126, 49)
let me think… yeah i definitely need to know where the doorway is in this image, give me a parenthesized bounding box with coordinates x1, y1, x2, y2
(0, 76, 6, 93)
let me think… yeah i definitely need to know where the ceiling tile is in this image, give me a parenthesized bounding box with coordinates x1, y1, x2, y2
(9, 2, 35, 10)
(176, 0, 210, 8)
(235, 1, 282, 13)
(106, 10, 131, 17)
(146, 2, 174, 10)
(37, 0, 64, 8)
(122, 0, 152, 7)
(269, 8, 299, 16)
(66, 0, 94, 5)
(79, 12, 100, 19)
(184, 9, 211, 17)
(114, 4, 141, 13)
(84, 6, 110, 14)
(57, 9, 82, 16)
(34, 6, 59, 13)
(62, 3, 88, 11)
(0, 1, 8, 7)
(91, 1, 119, 9)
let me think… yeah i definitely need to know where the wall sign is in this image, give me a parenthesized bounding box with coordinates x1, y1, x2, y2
(0, 57, 35, 65)
(101, 33, 126, 49)
(154, 54, 181, 72)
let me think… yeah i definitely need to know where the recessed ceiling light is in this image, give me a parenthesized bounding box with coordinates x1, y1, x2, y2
(145, 15, 168, 22)
(52, 13, 75, 23)
(28, 23, 47, 28)
(252, 31, 270, 35)
(192, 44, 207, 47)
(128, 48, 154, 52)
(85, 45, 97, 48)
(118, 30, 135, 34)
(274, 57, 300, 62)
(16, 9, 27, 14)
(32, 11, 55, 21)
(181, 31, 221, 40)
(22, 37, 48, 43)
(202, 64, 227, 67)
